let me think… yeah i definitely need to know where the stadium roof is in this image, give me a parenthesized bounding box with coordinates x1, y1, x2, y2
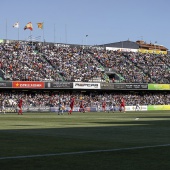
(100, 40, 140, 49)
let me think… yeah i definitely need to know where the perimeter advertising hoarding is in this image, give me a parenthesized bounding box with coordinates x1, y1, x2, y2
(148, 84, 170, 90)
(12, 81, 45, 89)
(51, 106, 94, 112)
(1, 81, 169, 91)
(125, 84, 148, 89)
(45, 82, 72, 89)
(125, 105, 147, 111)
(101, 83, 148, 90)
(148, 105, 170, 110)
(101, 83, 116, 89)
(0, 81, 12, 88)
(73, 82, 100, 89)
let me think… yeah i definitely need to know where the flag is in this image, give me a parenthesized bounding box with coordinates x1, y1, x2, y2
(24, 22, 33, 31)
(13, 22, 19, 28)
(37, 22, 43, 29)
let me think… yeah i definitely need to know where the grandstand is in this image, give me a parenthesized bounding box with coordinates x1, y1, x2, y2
(0, 39, 169, 83)
(0, 38, 169, 112)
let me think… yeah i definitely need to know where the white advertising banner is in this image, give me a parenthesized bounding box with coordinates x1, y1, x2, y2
(106, 47, 138, 52)
(73, 82, 101, 89)
(125, 105, 148, 111)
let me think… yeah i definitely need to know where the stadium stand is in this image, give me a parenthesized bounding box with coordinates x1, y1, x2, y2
(0, 40, 169, 83)
(0, 39, 169, 111)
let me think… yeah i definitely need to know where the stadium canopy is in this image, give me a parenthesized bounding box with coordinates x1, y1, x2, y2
(99, 40, 140, 49)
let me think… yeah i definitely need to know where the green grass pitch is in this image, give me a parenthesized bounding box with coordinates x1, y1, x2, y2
(0, 111, 170, 170)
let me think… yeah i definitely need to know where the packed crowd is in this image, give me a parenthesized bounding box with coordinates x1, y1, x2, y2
(0, 41, 170, 83)
(41, 45, 105, 82)
(91, 49, 170, 83)
(0, 42, 62, 81)
(1, 90, 170, 108)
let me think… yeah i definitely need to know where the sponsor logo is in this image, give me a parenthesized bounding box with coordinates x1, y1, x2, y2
(73, 82, 100, 89)
(12, 81, 44, 89)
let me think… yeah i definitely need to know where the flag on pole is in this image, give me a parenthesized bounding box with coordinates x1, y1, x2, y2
(13, 22, 19, 28)
(37, 22, 43, 29)
(24, 22, 33, 31)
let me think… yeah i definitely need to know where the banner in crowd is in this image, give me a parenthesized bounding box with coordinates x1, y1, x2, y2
(73, 82, 101, 89)
(138, 49, 167, 54)
(106, 47, 138, 52)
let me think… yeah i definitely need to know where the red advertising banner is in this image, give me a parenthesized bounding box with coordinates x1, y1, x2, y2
(12, 81, 45, 89)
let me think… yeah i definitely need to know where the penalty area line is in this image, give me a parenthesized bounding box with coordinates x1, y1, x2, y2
(0, 143, 170, 160)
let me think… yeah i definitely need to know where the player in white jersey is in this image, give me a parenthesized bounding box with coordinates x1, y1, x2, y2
(108, 100, 116, 113)
(96, 101, 101, 112)
(108, 101, 113, 113)
(135, 102, 140, 111)
(1, 100, 6, 114)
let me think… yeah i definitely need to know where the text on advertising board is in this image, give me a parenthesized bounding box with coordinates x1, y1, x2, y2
(12, 81, 44, 89)
(73, 82, 100, 89)
(45, 82, 72, 88)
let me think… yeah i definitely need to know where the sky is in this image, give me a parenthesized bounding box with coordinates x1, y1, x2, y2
(1, 0, 170, 49)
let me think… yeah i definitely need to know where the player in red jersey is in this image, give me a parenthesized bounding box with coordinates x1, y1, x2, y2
(68, 96, 75, 115)
(120, 98, 125, 113)
(18, 98, 23, 115)
(79, 100, 85, 113)
(102, 100, 106, 112)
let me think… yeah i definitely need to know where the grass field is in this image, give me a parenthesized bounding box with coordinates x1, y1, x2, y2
(0, 111, 170, 170)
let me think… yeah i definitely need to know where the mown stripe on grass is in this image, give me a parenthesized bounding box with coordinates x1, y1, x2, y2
(0, 143, 170, 160)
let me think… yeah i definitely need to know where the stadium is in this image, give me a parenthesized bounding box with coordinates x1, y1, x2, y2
(0, 36, 170, 170)
(0, 38, 169, 112)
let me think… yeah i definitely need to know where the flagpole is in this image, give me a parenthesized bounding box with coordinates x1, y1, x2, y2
(18, 21, 20, 41)
(85, 35, 87, 46)
(85, 35, 88, 46)
(43, 22, 44, 44)
(54, 24, 56, 43)
(82, 38, 84, 49)
(30, 30, 33, 49)
(5, 19, 7, 40)
(65, 24, 67, 44)
(18, 25, 19, 41)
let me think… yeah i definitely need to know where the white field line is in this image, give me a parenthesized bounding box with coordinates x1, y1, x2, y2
(0, 143, 170, 160)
